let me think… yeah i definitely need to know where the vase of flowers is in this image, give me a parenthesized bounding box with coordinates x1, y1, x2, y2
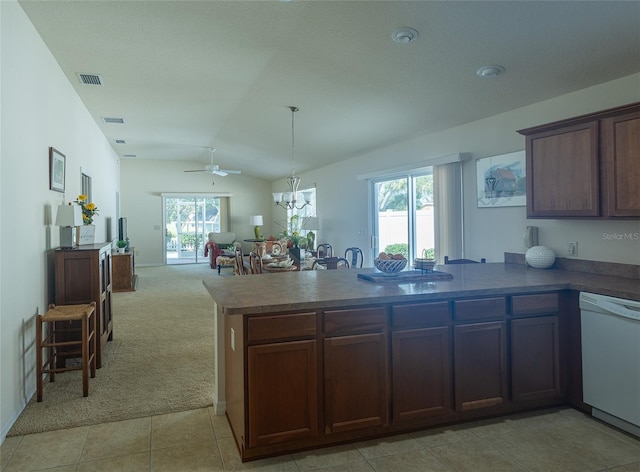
(74, 195, 99, 245)
(279, 215, 304, 248)
(74, 195, 99, 225)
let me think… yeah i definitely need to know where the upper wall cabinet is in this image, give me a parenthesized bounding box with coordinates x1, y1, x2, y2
(518, 103, 639, 219)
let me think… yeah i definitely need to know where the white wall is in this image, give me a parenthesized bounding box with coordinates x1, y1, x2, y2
(287, 73, 640, 265)
(0, 1, 120, 441)
(120, 159, 274, 266)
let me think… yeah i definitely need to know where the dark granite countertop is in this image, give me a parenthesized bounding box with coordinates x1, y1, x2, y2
(202, 262, 640, 316)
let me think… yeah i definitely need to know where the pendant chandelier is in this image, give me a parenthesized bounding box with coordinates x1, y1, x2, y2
(272, 106, 312, 210)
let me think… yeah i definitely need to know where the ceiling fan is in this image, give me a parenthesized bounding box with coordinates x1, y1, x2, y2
(184, 147, 241, 177)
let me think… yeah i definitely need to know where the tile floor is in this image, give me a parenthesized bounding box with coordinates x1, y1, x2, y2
(1, 406, 639, 472)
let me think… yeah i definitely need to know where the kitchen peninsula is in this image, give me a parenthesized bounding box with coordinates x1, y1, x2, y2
(203, 260, 639, 461)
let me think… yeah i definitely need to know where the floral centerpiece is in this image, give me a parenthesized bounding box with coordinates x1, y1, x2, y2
(278, 214, 305, 248)
(74, 195, 99, 225)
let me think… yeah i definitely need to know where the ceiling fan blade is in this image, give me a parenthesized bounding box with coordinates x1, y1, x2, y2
(212, 170, 228, 176)
(219, 169, 241, 174)
(184, 169, 206, 173)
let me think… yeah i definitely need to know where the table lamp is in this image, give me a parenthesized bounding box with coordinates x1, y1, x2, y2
(55, 203, 83, 248)
(249, 215, 264, 240)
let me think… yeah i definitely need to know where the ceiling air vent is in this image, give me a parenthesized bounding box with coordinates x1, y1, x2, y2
(77, 73, 103, 85)
(123, 154, 137, 158)
(115, 139, 126, 144)
(102, 117, 124, 124)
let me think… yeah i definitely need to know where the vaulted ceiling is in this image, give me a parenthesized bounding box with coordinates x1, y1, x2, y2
(19, 1, 640, 180)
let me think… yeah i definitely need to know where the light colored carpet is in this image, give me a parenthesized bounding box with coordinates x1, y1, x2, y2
(8, 264, 217, 436)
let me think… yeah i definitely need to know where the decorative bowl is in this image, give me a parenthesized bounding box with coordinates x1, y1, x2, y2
(374, 257, 407, 275)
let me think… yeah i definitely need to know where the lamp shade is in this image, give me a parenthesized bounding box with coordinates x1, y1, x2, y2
(301, 191, 313, 204)
(249, 215, 263, 226)
(55, 204, 83, 227)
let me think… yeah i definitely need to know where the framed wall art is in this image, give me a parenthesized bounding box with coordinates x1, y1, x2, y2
(49, 147, 66, 193)
(476, 150, 526, 208)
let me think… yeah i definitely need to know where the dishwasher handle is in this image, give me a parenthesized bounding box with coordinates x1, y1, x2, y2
(597, 300, 640, 321)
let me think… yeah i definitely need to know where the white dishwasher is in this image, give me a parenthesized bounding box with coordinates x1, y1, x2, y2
(580, 292, 640, 438)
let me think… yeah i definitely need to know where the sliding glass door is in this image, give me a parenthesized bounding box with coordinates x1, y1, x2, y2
(371, 171, 434, 264)
(164, 196, 221, 264)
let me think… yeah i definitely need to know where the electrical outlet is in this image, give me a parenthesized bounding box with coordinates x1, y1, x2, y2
(567, 241, 578, 256)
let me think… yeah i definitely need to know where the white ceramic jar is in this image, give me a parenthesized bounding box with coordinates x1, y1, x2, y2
(525, 246, 556, 269)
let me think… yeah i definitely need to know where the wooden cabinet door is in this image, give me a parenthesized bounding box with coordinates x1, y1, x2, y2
(511, 316, 561, 402)
(601, 109, 640, 217)
(99, 250, 113, 347)
(325, 332, 388, 433)
(525, 121, 599, 217)
(454, 321, 507, 411)
(247, 339, 318, 448)
(55, 245, 112, 368)
(392, 326, 451, 422)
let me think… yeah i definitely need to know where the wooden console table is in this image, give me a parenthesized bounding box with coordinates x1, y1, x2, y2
(112, 248, 136, 292)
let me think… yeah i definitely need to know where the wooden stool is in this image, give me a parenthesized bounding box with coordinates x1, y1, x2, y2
(36, 302, 97, 401)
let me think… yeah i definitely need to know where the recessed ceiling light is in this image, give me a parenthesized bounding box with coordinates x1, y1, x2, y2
(476, 65, 505, 78)
(392, 28, 419, 44)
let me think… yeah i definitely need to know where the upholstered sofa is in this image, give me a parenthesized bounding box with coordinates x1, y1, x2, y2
(204, 232, 240, 273)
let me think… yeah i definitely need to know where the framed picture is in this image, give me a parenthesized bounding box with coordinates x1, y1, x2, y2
(49, 147, 66, 193)
(476, 150, 526, 208)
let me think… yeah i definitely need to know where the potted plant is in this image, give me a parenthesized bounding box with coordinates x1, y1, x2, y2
(116, 240, 127, 253)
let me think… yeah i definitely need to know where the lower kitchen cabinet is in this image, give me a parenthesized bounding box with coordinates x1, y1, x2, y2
(391, 302, 453, 422)
(392, 326, 451, 421)
(226, 292, 573, 462)
(324, 332, 388, 433)
(510, 293, 562, 403)
(324, 306, 389, 434)
(511, 316, 561, 402)
(247, 340, 318, 447)
(454, 321, 507, 411)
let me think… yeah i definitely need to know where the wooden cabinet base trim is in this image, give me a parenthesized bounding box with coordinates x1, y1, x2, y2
(459, 397, 504, 412)
(237, 400, 568, 462)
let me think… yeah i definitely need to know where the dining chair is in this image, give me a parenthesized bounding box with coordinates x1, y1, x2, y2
(249, 252, 263, 274)
(344, 247, 364, 268)
(234, 247, 249, 275)
(312, 257, 350, 270)
(444, 256, 486, 264)
(316, 243, 333, 259)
